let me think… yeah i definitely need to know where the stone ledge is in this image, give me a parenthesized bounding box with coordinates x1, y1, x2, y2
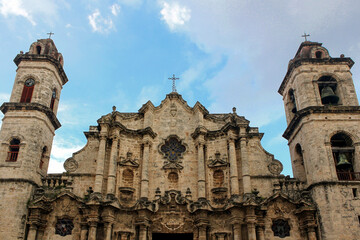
(283, 106, 360, 140)
(0, 102, 61, 130)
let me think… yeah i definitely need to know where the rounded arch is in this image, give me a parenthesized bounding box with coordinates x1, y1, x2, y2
(29, 42, 45, 54)
(310, 46, 330, 59)
(50, 88, 57, 110)
(288, 88, 297, 113)
(325, 130, 357, 145)
(317, 75, 340, 105)
(330, 132, 355, 180)
(7, 138, 21, 162)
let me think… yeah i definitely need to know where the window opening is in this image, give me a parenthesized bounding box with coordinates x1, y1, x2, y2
(36, 46, 41, 54)
(7, 139, 20, 162)
(315, 51, 323, 59)
(318, 76, 339, 105)
(39, 146, 47, 169)
(50, 89, 56, 110)
(272, 219, 290, 238)
(331, 133, 356, 180)
(55, 218, 74, 236)
(20, 79, 35, 103)
(160, 137, 186, 162)
(353, 188, 358, 198)
(289, 89, 297, 113)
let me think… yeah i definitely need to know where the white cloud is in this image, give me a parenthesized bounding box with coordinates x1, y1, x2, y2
(65, 23, 72, 28)
(88, 9, 114, 33)
(48, 136, 83, 173)
(0, 0, 35, 25)
(110, 3, 121, 16)
(48, 159, 65, 173)
(136, 86, 162, 108)
(160, 1, 191, 31)
(0, 93, 10, 102)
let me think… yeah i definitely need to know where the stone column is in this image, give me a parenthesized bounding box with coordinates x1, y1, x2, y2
(197, 141, 206, 200)
(94, 131, 108, 193)
(256, 226, 265, 240)
(240, 137, 251, 194)
(246, 208, 256, 240)
(88, 222, 98, 240)
(140, 140, 151, 199)
(228, 137, 240, 196)
(104, 222, 113, 240)
(233, 222, 242, 240)
(107, 132, 119, 198)
(80, 224, 88, 240)
(27, 224, 37, 240)
(139, 225, 148, 240)
(198, 225, 207, 240)
(307, 227, 317, 240)
(215, 233, 226, 240)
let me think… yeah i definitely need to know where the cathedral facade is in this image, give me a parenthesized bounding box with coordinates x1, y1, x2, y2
(0, 39, 359, 240)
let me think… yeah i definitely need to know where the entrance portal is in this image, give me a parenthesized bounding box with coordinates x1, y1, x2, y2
(152, 233, 193, 240)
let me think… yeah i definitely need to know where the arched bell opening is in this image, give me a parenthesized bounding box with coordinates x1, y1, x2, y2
(293, 144, 306, 182)
(331, 133, 357, 180)
(318, 76, 340, 105)
(288, 89, 297, 114)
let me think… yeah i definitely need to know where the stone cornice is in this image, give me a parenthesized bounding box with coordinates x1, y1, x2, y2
(278, 57, 354, 95)
(0, 102, 61, 130)
(14, 54, 68, 85)
(113, 122, 157, 139)
(283, 106, 360, 140)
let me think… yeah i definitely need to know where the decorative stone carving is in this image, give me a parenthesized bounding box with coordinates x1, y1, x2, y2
(170, 103, 177, 117)
(159, 135, 186, 170)
(208, 152, 229, 168)
(268, 160, 283, 175)
(118, 151, 139, 167)
(64, 157, 78, 172)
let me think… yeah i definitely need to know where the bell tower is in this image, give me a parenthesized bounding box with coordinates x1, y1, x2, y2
(0, 38, 68, 239)
(279, 41, 360, 239)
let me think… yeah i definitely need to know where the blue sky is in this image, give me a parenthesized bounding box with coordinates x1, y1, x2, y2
(1, 0, 360, 176)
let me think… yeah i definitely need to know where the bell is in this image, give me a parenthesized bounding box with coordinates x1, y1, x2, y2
(336, 153, 352, 169)
(321, 86, 339, 104)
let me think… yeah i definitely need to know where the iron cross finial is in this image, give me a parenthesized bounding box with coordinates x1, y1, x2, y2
(47, 32, 54, 39)
(302, 32, 310, 41)
(168, 74, 180, 92)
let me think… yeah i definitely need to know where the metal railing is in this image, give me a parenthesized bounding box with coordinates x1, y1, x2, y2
(6, 151, 18, 162)
(337, 172, 360, 181)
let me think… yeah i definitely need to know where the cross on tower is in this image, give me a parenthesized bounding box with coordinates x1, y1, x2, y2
(47, 32, 54, 39)
(302, 32, 310, 41)
(168, 74, 179, 92)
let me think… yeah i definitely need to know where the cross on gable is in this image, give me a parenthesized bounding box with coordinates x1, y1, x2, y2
(301, 32, 310, 41)
(168, 74, 179, 92)
(47, 32, 54, 39)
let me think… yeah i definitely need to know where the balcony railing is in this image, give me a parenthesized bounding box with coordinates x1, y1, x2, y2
(6, 151, 18, 162)
(337, 172, 360, 181)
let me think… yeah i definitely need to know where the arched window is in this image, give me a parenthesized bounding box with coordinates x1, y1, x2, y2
(50, 89, 56, 110)
(318, 76, 339, 105)
(20, 79, 35, 103)
(294, 144, 306, 181)
(7, 139, 20, 162)
(213, 170, 224, 188)
(122, 169, 134, 187)
(36, 45, 41, 54)
(39, 146, 47, 169)
(331, 133, 355, 180)
(315, 51, 323, 59)
(288, 89, 297, 113)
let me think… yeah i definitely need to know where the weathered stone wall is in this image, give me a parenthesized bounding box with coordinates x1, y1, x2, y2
(0, 181, 34, 240)
(311, 184, 360, 240)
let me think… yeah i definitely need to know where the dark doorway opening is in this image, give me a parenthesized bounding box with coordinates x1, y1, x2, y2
(152, 233, 193, 240)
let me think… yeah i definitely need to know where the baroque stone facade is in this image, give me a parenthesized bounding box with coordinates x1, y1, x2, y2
(0, 39, 359, 240)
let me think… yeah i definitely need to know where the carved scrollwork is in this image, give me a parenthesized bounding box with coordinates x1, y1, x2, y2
(64, 157, 78, 172)
(268, 160, 283, 175)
